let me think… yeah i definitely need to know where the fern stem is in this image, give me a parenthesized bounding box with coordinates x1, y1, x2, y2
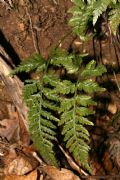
(25, 6, 39, 54)
(38, 60, 51, 141)
(55, 30, 73, 50)
(38, 90, 43, 134)
(73, 86, 79, 146)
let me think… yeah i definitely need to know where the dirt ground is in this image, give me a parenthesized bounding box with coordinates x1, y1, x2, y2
(0, 0, 119, 64)
(0, 0, 74, 59)
(0, 0, 120, 179)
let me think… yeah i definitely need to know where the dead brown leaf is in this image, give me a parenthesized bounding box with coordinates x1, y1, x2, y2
(4, 155, 33, 175)
(40, 165, 80, 180)
(4, 170, 37, 180)
(107, 102, 117, 114)
(0, 118, 19, 141)
(0, 57, 28, 131)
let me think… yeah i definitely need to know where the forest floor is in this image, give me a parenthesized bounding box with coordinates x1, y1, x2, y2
(0, 0, 120, 180)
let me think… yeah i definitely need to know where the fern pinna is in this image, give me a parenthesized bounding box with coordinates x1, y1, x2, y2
(13, 50, 106, 172)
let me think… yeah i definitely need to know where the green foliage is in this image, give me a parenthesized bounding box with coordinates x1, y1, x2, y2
(12, 54, 46, 74)
(23, 78, 59, 166)
(13, 49, 106, 172)
(109, 3, 120, 34)
(69, 0, 120, 39)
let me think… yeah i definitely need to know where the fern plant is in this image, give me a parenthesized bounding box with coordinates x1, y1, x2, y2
(69, 0, 120, 40)
(12, 50, 106, 172)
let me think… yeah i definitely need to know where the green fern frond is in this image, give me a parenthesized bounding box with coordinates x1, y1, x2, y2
(43, 88, 60, 102)
(81, 60, 107, 77)
(69, 0, 120, 39)
(13, 49, 106, 173)
(109, 3, 120, 35)
(76, 95, 97, 106)
(12, 54, 46, 74)
(69, 3, 93, 40)
(43, 75, 76, 94)
(23, 77, 59, 166)
(59, 93, 93, 171)
(77, 79, 106, 93)
(73, 0, 85, 7)
(50, 49, 83, 73)
(52, 50, 106, 172)
(92, 0, 111, 25)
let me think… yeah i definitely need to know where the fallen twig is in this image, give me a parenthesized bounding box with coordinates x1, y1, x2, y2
(32, 152, 45, 165)
(25, 6, 39, 54)
(58, 144, 88, 177)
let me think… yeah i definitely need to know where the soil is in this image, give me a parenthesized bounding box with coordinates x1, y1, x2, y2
(0, 0, 120, 179)
(0, 0, 74, 60)
(0, 0, 119, 65)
